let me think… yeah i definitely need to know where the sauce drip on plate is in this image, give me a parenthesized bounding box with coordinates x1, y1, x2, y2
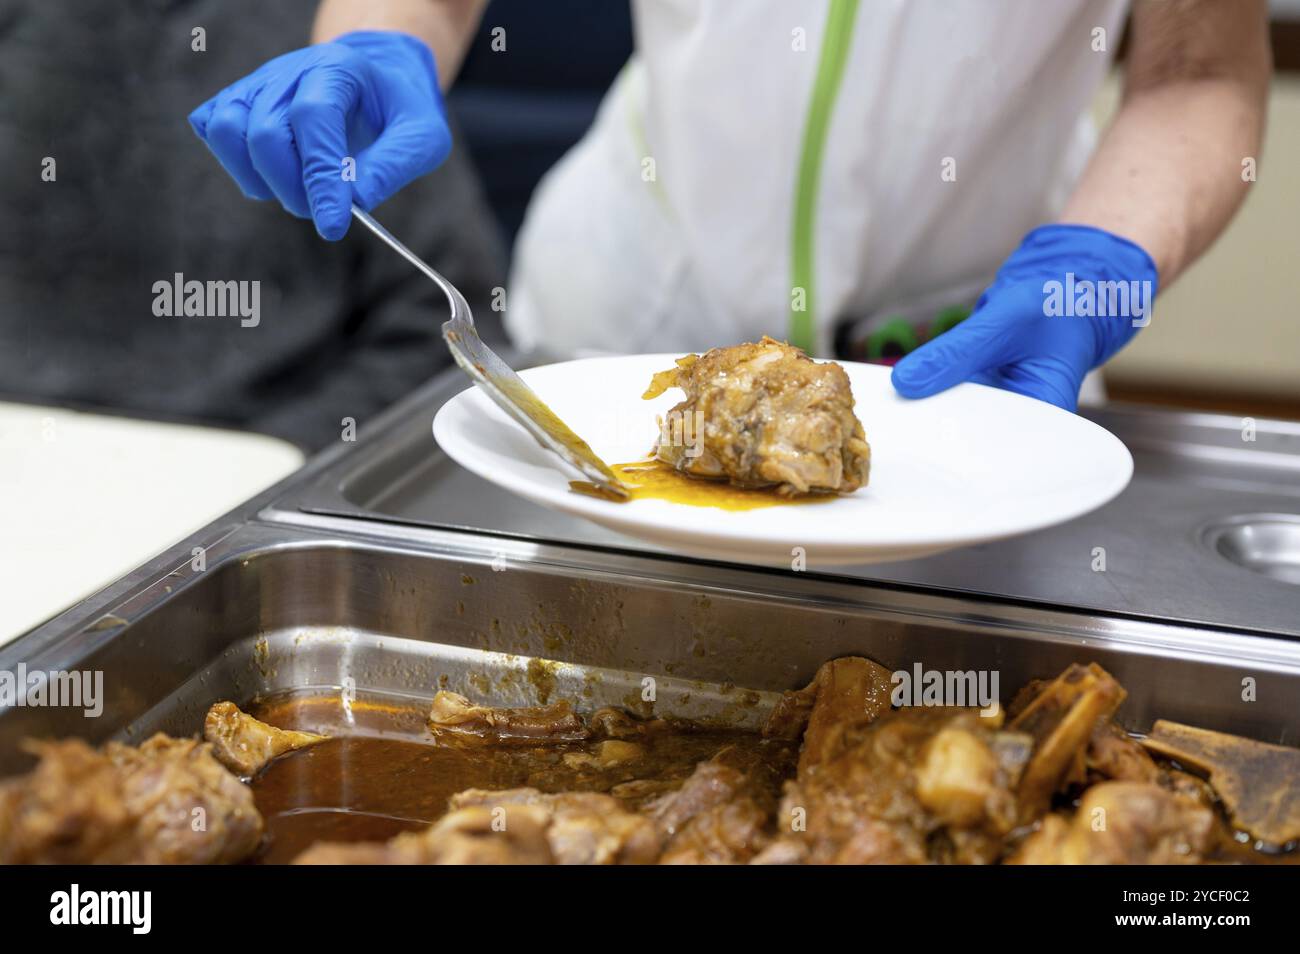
(571, 459, 837, 511)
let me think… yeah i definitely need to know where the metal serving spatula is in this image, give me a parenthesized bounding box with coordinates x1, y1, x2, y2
(350, 205, 628, 499)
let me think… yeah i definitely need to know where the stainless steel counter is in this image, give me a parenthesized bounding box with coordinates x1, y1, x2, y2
(272, 366, 1300, 639)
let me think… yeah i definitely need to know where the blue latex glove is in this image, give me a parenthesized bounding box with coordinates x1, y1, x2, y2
(891, 224, 1159, 411)
(188, 31, 450, 241)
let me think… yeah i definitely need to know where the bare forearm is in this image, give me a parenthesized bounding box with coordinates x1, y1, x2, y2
(313, 0, 486, 88)
(1061, 78, 1266, 283)
(1058, 0, 1270, 285)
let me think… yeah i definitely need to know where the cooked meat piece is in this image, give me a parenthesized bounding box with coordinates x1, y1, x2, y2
(0, 735, 262, 864)
(427, 691, 588, 741)
(448, 788, 659, 864)
(772, 708, 1031, 865)
(294, 805, 555, 865)
(764, 657, 894, 775)
(643, 337, 870, 495)
(1142, 720, 1300, 846)
(645, 760, 776, 864)
(761, 679, 819, 741)
(1087, 720, 1162, 785)
(1165, 768, 1219, 807)
(1008, 781, 1214, 864)
(749, 839, 809, 865)
(757, 657, 1036, 865)
(796, 658, 895, 773)
(648, 761, 749, 839)
(660, 794, 770, 865)
(562, 740, 645, 770)
(1009, 663, 1126, 819)
(1020, 678, 1179, 794)
(203, 701, 326, 776)
(915, 726, 1021, 829)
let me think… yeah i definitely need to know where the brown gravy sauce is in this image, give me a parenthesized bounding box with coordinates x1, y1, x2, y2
(571, 458, 837, 511)
(247, 694, 793, 864)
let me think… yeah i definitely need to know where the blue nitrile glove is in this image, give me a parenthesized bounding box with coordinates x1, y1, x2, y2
(891, 224, 1159, 411)
(188, 31, 450, 241)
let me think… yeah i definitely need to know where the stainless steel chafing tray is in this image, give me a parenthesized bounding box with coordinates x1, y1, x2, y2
(3, 519, 1298, 776)
(2, 360, 1297, 777)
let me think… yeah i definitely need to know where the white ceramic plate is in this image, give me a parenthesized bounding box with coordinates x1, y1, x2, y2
(432, 355, 1133, 566)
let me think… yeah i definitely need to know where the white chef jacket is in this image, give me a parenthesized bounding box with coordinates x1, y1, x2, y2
(506, 0, 1127, 380)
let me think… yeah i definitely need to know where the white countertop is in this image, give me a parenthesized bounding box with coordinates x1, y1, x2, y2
(0, 402, 304, 647)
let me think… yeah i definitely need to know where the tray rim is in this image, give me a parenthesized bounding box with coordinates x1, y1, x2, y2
(9, 518, 1300, 684)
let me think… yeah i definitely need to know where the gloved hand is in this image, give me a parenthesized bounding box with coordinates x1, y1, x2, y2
(891, 224, 1159, 411)
(188, 31, 450, 241)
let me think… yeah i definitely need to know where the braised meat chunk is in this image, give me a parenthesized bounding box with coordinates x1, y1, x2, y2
(449, 788, 660, 864)
(204, 701, 326, 776)
(1008, 663, 1126, 819)
(293, 804, 555, 865)
(1141, 720, 1300, 846)
(644, 337, 870, 495)
(769, 656, 895, 773)
(296, 789, 659, 866)
(758, 657, 1048, 864)
(768, 707, 1031, 865)
(646, 759, 778, 864)
(0, 734, 262, 864)
(1009, 781, 1214, 864)
(428, 691, 588, 741)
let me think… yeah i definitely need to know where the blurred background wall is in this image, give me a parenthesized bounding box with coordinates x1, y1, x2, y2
(450, 0, 633, 254)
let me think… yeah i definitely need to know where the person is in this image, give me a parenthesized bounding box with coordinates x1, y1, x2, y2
(0, 0, 504, 451)
(188, 0, 1270, 412)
